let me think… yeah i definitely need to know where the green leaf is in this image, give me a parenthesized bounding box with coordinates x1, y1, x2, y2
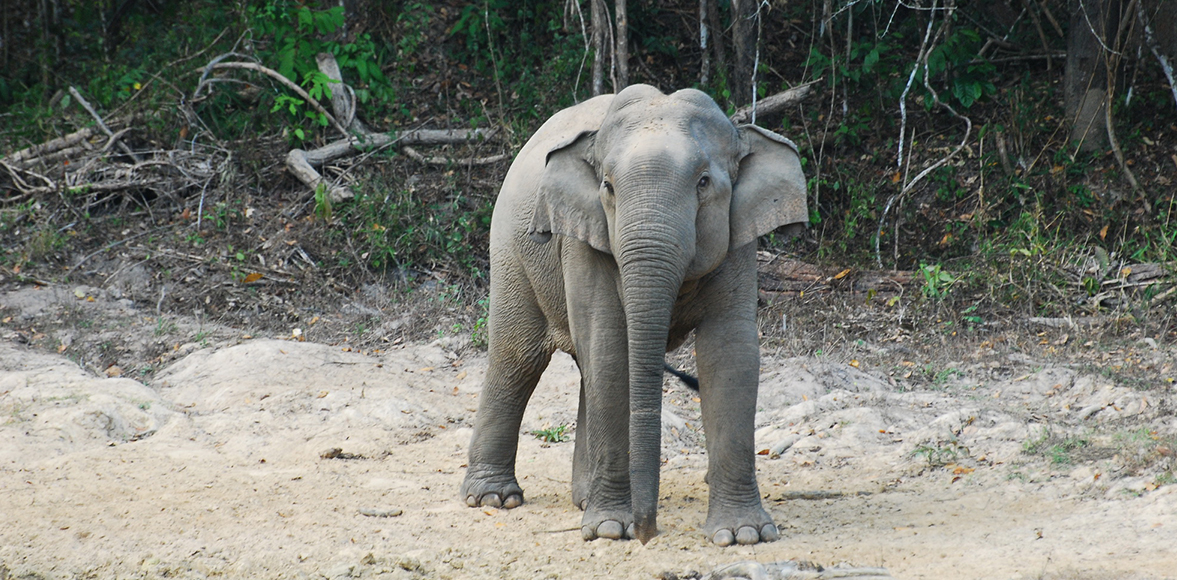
(863, 46, 880, 73)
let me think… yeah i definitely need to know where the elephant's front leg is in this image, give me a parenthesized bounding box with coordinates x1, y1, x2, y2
(694, 246, 780, 546)
(566, 249, 635, 541)
(461, 265, 553, 510)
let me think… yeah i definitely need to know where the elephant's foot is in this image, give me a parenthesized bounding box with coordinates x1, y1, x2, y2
(581, 507, 635, 541)
(704, 505, 779, 546)
(460, 468, 524, 509)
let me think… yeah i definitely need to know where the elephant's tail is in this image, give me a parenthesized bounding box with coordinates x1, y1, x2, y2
(663, 364, 699, 390)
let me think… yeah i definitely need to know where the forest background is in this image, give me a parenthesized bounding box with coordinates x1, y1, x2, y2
(1, 0, 1176, 364)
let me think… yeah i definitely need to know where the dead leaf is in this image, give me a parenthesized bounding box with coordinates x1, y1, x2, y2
(833, 269, 850, 280)
(317, 390, 329, 398)
(849, 360, 860, 368)
(418, 367, 434, 373)
(952, 465, 975, 475)
(243, 272, 263, 283)
(105, 365, 123, 378)
(1100, 224, 1109, 240)
(455, 370, 467, 381)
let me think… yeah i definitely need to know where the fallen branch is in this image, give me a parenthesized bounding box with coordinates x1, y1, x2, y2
(729, 80, 819, 125)
(285, 128, 499, 202)
(400, 146, 510, 167)
(0, 159, 56, 198)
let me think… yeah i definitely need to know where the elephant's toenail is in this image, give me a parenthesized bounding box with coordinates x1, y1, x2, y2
(582, 525, 596, 541)
(466, 495, 478, 507)
(735, 526, 759, 545)
(761, 524, 780, 542)
(483, 493, 502, 508)
(626, 523, 636, 540)
(598, 521, 624, 540)
(503, 494, 523, 509)
(712, 529, 735, 546)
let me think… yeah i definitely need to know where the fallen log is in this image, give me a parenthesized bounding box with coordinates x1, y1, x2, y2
(3, 127, 97, 168)
(756, 254, 917, 296)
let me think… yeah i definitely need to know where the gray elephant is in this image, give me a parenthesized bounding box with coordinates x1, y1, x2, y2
(460, 84, 807, 546)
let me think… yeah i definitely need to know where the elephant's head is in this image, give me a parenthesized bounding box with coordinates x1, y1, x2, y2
(528, 84, 807, 543)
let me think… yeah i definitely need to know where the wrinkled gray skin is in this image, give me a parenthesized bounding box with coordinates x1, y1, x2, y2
(460, 85, 808, 546)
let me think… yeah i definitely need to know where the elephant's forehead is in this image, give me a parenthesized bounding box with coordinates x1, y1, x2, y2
(603, 100, 735, 158)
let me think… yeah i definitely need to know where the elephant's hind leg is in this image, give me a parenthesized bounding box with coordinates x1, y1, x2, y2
(461, 275, 553, 510)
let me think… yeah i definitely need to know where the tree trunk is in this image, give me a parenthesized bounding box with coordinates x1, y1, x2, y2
(730, 0, 757, 105)
(707, 0, 727, 88)
(699, 0, 710, 86)
(591, 0, 606, 96)
(615, 0, 628, 89)
(1065, 0, 1121, 152)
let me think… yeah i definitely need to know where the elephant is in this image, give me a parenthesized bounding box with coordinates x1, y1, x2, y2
(460, 84, 808, 546)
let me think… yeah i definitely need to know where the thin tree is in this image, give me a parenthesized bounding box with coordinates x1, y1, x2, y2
(616, 0, 628, 89)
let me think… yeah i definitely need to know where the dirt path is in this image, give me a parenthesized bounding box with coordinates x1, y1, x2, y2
(2, 287, 1175, 580)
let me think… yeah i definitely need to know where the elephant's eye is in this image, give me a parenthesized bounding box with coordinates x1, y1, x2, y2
(603, 180, 614, 196)
(697, 175, 711, 190)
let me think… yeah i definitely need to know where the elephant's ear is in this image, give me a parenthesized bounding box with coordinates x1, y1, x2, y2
(730, 125, 809, 248)
(528, 130, 612, 254)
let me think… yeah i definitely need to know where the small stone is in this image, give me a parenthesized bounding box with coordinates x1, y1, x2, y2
(396, 557, 422, 573)
(358, 507, 403, 518)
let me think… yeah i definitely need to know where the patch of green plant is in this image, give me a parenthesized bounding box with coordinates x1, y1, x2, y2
(933, 367, 963, 386)
(338, 183, 492, 276)
(531, 424, 570, 443)
(912, 436, 968, 467)
(470, 296, 490, 348)
(154, 317, 177, 337)
(919, 263, 956, 301)
(1023, 428, 1090, 466)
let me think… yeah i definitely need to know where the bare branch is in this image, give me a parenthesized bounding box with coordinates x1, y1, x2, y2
(729, 81, 819, 125)
(1136, 3, 1177, 112)
(68, 86, 142, 163)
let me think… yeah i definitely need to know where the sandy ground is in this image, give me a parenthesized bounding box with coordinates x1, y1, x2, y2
(2, 285, 1176, 580)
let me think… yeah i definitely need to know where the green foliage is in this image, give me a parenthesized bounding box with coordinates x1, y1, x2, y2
(338, 182, 492, 276)
(919, 263, 956, 301)
(249, 0, 395, 141)
(924, 28, 996, 109)
(445, 0, 588, 116)
(531, 424, 570, 443)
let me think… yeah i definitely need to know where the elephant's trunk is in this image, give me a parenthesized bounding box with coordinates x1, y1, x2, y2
(616, 198, 693, 545)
